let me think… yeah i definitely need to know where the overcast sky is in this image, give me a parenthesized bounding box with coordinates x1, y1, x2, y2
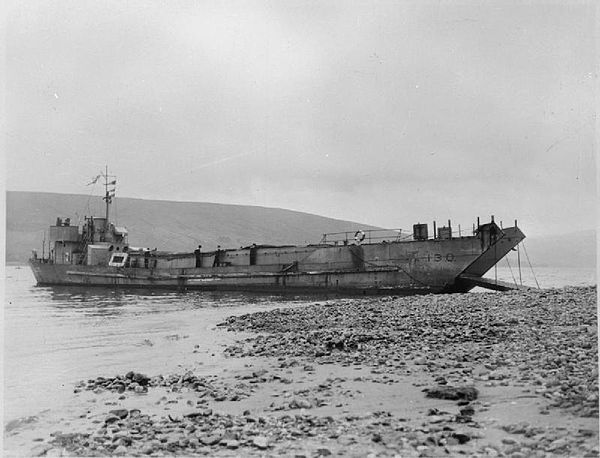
(5, 0, 597, 237)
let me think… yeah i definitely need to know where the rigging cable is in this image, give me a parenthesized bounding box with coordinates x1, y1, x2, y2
(517, 243, 523, 286)
(504, 256, 518, 288)
(83, 180, 99, 218)
(521, 241, 540, 289)
(494, 237, 498, 284)
(134, 215, 200, 244)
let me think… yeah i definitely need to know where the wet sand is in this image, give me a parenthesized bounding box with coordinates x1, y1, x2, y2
(4, 286, 598, 457)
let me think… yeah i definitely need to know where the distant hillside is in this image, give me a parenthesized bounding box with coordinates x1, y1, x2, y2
(521, 229, 596, 269)
(6, 191, 380, 264)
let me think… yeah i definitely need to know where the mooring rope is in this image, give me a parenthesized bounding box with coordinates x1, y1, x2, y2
(521, 241, 541, 288)
(517, 243, 523, 286)
(504, 256, 518, 287)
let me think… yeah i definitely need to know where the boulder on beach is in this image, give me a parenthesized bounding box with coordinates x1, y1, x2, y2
(424, 386, 479, 401)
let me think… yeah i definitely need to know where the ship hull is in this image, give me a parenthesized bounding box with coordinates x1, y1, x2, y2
(29, 263, 438, 294)
(29, 226, 525, 294)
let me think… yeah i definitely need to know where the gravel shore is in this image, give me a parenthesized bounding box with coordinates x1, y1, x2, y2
(5, 286, 598, 457)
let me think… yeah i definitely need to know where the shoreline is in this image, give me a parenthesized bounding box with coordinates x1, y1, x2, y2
(4, 286, 598, 456)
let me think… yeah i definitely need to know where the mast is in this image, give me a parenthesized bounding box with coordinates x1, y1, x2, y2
(104, 165, 110, 223)
(101, 166, 117, 240)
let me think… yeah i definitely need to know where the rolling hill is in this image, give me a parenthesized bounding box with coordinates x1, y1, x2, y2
(5, 191, 380, 264)
(519, 229, 596, 269)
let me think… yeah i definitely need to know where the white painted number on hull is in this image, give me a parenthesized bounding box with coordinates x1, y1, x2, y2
(427, 253, 455, 262)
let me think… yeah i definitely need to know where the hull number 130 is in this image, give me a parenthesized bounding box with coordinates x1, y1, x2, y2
(427, 253, 455, 262)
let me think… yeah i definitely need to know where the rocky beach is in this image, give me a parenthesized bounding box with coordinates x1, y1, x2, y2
(4, 286, 598, 457)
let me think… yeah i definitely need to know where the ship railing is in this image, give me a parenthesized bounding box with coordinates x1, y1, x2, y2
(30, 256, 53, 264)
(320, 229, 414, 245)
(320, 224, 492, 245)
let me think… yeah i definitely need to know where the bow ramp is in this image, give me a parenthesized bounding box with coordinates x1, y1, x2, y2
(456, 274, 531, 292)
(454, 224, 533, 292)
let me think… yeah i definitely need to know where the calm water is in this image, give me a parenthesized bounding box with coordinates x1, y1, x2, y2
(3, 264, 596, 425)
(4, 267, 320, 424)
(479, 265, 597, 290)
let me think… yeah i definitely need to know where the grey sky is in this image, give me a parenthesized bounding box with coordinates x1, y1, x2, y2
(6, 0, 596, 237)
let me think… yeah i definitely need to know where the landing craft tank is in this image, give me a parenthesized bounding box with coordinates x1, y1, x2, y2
(29, 173, 526, 294)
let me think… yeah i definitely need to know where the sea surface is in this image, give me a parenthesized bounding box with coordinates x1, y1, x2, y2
(3, 265, 596, 426)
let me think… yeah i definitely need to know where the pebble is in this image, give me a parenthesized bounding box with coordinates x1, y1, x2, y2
(199, 432, 223, 446)
(113, 445, 128, 455)
(225, 439, 240, 449)
(109, 409, 129, 419)
(253, 435, 269, 449)
(546, 437, 569, 451)
(104, 415, 120, 424)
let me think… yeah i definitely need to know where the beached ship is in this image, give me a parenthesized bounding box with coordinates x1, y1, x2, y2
(28, 173, 526, 294)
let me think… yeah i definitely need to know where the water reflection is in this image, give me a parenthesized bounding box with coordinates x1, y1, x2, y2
(42, 284, 329, 310)
(12, 286, 312, 323)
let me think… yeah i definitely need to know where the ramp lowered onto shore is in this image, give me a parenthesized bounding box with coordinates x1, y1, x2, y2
(457, 274, 533, 292)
